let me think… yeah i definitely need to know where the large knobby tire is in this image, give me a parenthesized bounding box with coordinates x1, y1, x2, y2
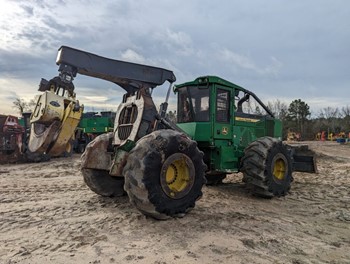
(82, 168, 125, 197)
(81, 133, 125, 197)
(123, 129, 206, 220)
(241, 137, 293, 198)
(78, 143, 86, 154)
(205, 173, 226, 185)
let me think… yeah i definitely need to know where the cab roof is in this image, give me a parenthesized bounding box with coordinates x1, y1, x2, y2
(174, 75, 249, 93)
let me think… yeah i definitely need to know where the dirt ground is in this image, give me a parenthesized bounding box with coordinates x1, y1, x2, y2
(0, 141, 349, 264)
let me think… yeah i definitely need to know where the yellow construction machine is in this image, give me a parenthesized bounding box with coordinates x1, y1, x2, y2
(287, 131, 301, 142)
(0, 61, 83, 164)
(26, 71, 83, 159)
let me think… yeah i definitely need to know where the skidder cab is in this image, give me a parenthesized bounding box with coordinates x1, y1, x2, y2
(174, 76, 316, 193)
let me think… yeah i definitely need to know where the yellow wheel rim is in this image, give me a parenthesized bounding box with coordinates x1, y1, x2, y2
(272, 154, 287, 181)
(160, 153, 195, 199)
(165, 159, 189, 193)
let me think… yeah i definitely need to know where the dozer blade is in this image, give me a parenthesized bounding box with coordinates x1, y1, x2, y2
(28, 121, 61, 153)
(288, 144, 317, 173)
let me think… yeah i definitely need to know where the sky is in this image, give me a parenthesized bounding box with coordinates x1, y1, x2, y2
(0, 0, 349, 117)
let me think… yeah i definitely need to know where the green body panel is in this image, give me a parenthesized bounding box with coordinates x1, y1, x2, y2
(174, 76, 282, 174)
(74, 112, 115, 154)
(176, 123, 212, 142)
(18, 118, 25, 127)
(109, 140, 136, 176)
(78, 116, 114, 134)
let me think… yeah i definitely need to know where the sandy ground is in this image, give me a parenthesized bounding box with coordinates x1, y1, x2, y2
(0, 141, 349, 264)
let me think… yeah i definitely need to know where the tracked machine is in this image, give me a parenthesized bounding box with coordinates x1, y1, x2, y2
(53, 46, 316, 219)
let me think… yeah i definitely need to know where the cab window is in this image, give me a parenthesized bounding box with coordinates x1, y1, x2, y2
(216, 89, 230, 122)
(177, 86, 209, 123)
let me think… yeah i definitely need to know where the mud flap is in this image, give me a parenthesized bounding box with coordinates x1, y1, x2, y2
(287, 144, 317, 173)
(81, 132, 114, 171)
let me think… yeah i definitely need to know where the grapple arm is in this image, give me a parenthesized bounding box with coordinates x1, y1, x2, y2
(56, 46, 176, 93)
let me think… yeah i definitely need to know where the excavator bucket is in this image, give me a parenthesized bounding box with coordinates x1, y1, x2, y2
(288, 144, 317, 173)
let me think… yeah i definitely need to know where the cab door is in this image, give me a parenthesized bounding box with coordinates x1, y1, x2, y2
(213, 87, 232, 140)
(212, 86, 237, 171)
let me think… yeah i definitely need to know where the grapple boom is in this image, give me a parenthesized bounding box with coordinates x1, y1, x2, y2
(56, 46, 176, 93)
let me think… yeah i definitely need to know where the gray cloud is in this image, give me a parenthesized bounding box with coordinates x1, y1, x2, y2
(0, 0, 349, 115)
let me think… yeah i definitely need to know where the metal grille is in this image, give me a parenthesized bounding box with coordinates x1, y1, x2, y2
(117, 105, 138, 140)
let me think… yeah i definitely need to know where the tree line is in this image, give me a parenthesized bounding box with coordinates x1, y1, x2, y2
(267, 99, 350, 140)
(12, 98, 36, 115)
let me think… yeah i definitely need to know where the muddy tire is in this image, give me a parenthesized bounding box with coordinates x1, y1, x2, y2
(82, 168, 125, 197)
(205, 174, 226, 185)
(78, 143, 86, 154)
(241, 137, 293, 198)
(81, 133, 124, 197)
(123, 129, 206, 220)
(24, 150, 51, 162)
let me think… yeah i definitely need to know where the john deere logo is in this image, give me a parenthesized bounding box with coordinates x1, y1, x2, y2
(222, 127, 228, 135)
(49, 101, 60, 107)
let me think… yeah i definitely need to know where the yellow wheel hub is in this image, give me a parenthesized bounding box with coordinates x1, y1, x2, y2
(272, 155, 287, 181)
(160, 153, 195, 199)
(165, 160, 190, 192)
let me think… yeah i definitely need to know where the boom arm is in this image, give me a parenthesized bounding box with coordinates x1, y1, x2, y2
(56, 46, 176, 93)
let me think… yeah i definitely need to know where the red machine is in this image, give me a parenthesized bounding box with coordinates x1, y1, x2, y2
(0, 115, 25, 163)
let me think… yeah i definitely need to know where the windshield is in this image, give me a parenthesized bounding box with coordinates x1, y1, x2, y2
(177, 86, 209, 123)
